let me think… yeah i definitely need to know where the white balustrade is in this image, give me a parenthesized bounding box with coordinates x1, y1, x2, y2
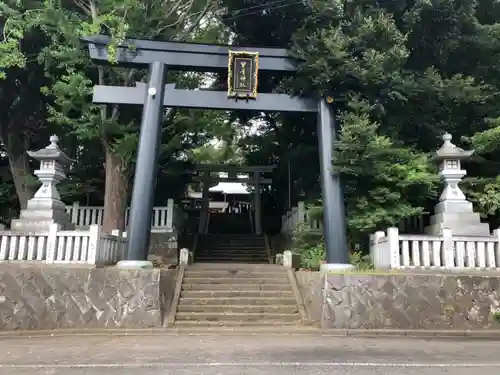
(66, 199, 185, 231)
(0, 224, 125, 265)
(370, 227, 500, 270)
(281, 202, 323, 234)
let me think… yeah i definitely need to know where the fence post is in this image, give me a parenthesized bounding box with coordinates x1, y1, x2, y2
(111, 229, 122, 263)
(297, 202, 305, 224)
(370, 231, 385, 268)
(386, 227, 400, 269)
(45, 224, 60, 264)
(283, 250, 293, 269)
(87, 225, 102, 264)
(442, 228, 454, 268)
(71, 202, 79, 225)
(166, 199, 174, 230)
(493, 229, 500, 268)
(180, 248, 192, 265)
(0, 231, 8, 261)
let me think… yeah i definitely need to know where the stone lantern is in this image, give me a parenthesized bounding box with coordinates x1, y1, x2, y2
(11, 135, 75, 231)
(425, 133, 490, 236)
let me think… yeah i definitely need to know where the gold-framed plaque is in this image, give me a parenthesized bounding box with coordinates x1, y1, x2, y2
(227, 50, 259, 99)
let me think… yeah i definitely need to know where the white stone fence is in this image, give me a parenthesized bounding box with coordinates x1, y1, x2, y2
(370, 227, 500, 270)
(0, 224, 126, 265)
(281, 202, 322, 234)
(65, 198, 185, 231)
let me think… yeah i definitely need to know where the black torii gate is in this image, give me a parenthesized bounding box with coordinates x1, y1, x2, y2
(83, 35, 350, 269)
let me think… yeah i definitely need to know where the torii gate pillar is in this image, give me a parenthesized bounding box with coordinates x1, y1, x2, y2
(120, 61, 166, 267)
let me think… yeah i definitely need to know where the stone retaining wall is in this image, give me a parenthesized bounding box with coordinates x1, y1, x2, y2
(295, 271, 500, 329)
(0, 265, 176, 330)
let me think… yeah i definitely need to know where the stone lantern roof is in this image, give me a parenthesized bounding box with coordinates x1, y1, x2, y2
(27, 135, 74, 165)
(433, 133, 474, 161)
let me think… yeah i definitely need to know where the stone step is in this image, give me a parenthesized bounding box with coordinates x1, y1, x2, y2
(201, 236, 263, 238)
(173, 320, 301, 327)
(196, 254, 268, 259)
(177, 304, 299, 314)
(203, 240, 262, 242)
(196, 252, 268, 256)
(194, 258, 269, 263)
(180, 290, 294, 298)
(178, 297, 297, 306)
(181, 283, 292, 291)
(184, 270, 287, 278)
(195, 254, 268, 258)
(175, 312, 301, 322)
(169, 326, 319, 333)
(183, 277, 289, 285)
(199, 246, 266, 250)
(197, 252, 267, 256)
(202, 239, 264, 241)
(197, 248, 268, 252)
(188, 263, 282, 270)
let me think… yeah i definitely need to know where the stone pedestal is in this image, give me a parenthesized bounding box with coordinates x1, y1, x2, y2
(146, 230, 179, 266)
(11, 135, 75, 231)
(424, 133, 490, 236)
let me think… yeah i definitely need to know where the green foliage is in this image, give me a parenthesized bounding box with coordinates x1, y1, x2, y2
(289, 223, 374, 270)
(4, 0, 500, 237)
(0, 0, 32, 77)
(289, 223, 324, 269)
(0, 0, 227, 212)
(349, 251, 374, 271)
(461, 176, 500, 218)
(493, 311, 500, 324)
(335, 97, 438, 242)
(1, 0, 220, 158)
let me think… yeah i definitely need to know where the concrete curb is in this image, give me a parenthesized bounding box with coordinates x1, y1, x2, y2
(1, 328, 500, 339)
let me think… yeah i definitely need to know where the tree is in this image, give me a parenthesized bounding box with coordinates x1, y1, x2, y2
(0, 2, 55, 209)
(217, 0, 492, 241)
(334, 97, 437, 243)
(1, 0, 218, 231)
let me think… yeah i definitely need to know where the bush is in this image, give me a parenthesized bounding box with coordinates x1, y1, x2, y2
(289, 223, 374, 270)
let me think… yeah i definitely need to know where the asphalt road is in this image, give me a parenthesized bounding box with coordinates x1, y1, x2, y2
(0, 333, 499, 374)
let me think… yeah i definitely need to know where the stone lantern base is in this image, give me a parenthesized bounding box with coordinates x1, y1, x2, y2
(425, 201, 490, 236)
(11, 199, 74, 232)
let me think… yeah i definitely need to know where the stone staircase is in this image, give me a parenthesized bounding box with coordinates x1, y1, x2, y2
(195, 234, 269, 263)
(208, 212, 252, 234)
(174, 263, 302, 327)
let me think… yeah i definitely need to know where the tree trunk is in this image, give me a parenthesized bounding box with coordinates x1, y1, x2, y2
(1, 133, 36, 210)
(8, 150, 35, 210)
(102, 148, 129, 233)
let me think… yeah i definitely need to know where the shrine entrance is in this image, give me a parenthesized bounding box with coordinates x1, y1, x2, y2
(84, 35, 349, 269)
(190, 163, 275, 235)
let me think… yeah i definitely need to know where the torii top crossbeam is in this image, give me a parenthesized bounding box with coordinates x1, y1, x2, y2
(193, 164, 277, 173)
(191, 164, 276, 184)
(82, 35, 296, 72)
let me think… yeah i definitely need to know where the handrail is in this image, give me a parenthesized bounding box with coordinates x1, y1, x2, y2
(249, 208, 255, 234)
(191, 233, 199, 262)
(205, 211, 211, 234)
